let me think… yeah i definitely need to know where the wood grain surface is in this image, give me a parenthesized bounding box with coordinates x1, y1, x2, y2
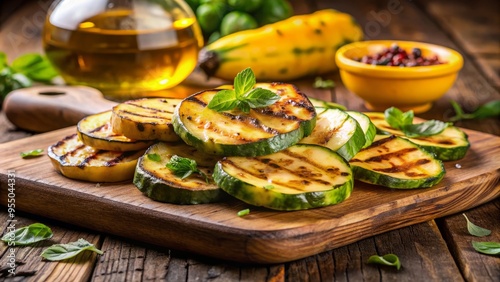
(0, 126, 498, 264)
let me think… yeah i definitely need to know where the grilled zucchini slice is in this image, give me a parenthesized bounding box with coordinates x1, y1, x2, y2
(309, 97, 347, 111)
(111, 98, 182, 142)
(299, 108, 365, 161)
(350, 135, 445, 188)
(172, 83, 317, 156)
(48, 134, 144, 182)
(213, 144, 353, 211)
(77, 111, 153, 151)
(346, 111, 376, 148)
(133, 142, 225, 204)
(364, 112, 470, 161)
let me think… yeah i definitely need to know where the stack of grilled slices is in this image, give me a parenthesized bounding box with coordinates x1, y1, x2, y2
(48, 83, 469, 211)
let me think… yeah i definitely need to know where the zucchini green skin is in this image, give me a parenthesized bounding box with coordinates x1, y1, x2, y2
(300, 108, 365, 161)
(350, 136, 446, 189)
(309, 97, 347, 111)
(364, 112, 470, 161)
(346, 111, 377, 148)
(172, 83, 317, 157)
(213, 144, 354, 211)
(133, 142, 226, 204)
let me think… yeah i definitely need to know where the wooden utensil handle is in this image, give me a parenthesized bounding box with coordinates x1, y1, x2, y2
(3, 86, 117, 133)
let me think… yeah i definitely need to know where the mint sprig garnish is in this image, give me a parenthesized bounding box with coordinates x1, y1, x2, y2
(385, 107, 450, 137)
(166, 155, 209, 183)
(207, 68, 280, 113)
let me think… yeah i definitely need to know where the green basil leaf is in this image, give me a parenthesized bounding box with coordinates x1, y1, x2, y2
(472, 100, 500, 119)
(20, 149, 44, 158)
(472, 241, 500, 256)
(385, 107, 413, 129)
(41, 238, 103, 261)
(207, 89, 238, 112)
(237, 100, 251, 113)
(234, 67, 255, 97)
(166, 155, 208, 182)
(401, 120, 450, 138)
(11, 53, 58, 83)
(313, 77, 335, 89)
(367, 254, 401, 270)
(1, 223, 53, 246)
(12, 73, 32, 88)
(147, 153, 161, 162)
(463, 214, 491, 237)
(244, 88, 280, 108)
(11, 53, 44, 71)
(263, 184, 274, 190)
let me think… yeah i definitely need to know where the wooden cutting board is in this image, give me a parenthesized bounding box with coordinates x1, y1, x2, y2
(0, 127, 498, 264)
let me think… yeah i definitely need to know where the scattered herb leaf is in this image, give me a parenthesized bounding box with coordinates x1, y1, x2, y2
(367, 254, 401, 270)
(147, 153, 161, 162)
(41, 238, 103, 261)
(237, 209, 250, 217)
(0, 52, 59, 106)
(401, 120, 451, 138)
(472, 241, 500, 256)
(1, 223, 53, 246)
(385, 107, 414, 129)
(463, 214, 491, 237)
(20, 149, 44, 158)
(166, 155, 208, 182)
(263, 184, 275, 190)
(207, 68, 279, 113)
(313, 77, 336, 89)
(449, 100, 500, 122)
(384, 107, 449, 137)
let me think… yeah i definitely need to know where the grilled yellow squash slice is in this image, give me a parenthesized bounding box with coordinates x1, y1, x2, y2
(77, 111, 153, 151)
(350, 135, 445, 188)
(133, 142, 225, 204)
(213, 144, 353, 210)
(364, 112, 470, 161)
(48, 134, 144, 182)
(111, 98, 182, 142)
(172, 83, 317, 156)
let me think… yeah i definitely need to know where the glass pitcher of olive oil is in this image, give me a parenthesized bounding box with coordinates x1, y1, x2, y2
(43, 0, 203, 100)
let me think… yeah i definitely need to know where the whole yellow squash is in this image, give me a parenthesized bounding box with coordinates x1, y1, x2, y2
(198, 9, 363, 81)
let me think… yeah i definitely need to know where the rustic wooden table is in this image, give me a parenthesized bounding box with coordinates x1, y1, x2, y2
(0, 0, 499, 281)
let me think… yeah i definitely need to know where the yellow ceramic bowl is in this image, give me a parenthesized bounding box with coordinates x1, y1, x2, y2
(335, 40, 463, 113)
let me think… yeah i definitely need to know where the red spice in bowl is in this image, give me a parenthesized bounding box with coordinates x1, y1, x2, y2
(353, 43, 444, 67)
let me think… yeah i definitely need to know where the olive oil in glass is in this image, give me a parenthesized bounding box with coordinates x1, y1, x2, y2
(43, 0, 203, 100)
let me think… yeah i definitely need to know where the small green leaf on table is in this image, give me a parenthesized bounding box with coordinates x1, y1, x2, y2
(449, 100, 500, 122)
(20, 149, 44, 159)
(41, 238, 103, 261)
(367, 254, 401, 270)
(1, 223, 53, 246)
(463, 213, 491, 237)
(472, 241, 500, 256)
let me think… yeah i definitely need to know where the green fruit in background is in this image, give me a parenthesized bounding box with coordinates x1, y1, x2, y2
(207, 31, 221, 44)
(254, 0, 293, 26)
(227, 0, 263, 13)
(220, 11, 258, 36)
(196, 3, 226, 34)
